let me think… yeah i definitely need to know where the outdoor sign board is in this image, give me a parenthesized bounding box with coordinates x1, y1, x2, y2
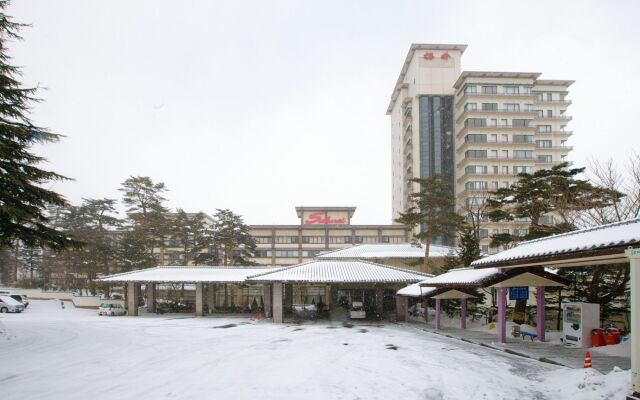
(509, 286, 529, 301)
(302, 211, 349, 225)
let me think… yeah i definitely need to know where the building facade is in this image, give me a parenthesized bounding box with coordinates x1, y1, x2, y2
(249, 207, 410, 266)
(388, 44, 573, 254)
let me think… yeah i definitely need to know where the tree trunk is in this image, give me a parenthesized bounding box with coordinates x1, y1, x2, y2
(423, 239, 431, 274)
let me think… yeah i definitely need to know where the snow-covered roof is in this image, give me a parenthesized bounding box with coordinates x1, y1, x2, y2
(316, 243, 456, 259)
(248, 260, 431, 283)
(396, 283, 438, 297)
(472, 218, 640, 268)
(98, 266, 281, 283)
(419, 267, 501, 287)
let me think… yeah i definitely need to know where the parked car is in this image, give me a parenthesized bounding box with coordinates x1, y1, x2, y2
(0, 295, 25, 313)
(98, 303, 127, 316)
(350, 301, 366, 319)
(9, 294, 28, 308)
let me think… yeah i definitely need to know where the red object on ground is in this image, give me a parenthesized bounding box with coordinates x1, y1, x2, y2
(591, 328, 606, 347)
(604, 328, 621, 345)
(584, 352, 592, 368)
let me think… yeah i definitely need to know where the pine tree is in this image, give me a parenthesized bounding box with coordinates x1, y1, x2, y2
(395, 175, 464, 273)
(457, 226, 481, 267)
(0, 2, 76, 251)
(212, 209, 256, 266)
(172, 210, 214, 265)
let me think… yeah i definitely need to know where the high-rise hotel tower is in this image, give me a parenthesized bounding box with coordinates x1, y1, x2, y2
(388, 44, 573, 253)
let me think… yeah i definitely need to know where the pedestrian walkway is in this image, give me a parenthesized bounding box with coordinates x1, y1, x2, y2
(411, 324, 630, 373)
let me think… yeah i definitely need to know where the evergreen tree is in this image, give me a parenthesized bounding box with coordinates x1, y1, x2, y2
(212, 209, 256, 266)
(172, 210, 214, 265)
(395, 175, 464, 273)
(0, 2, 76, 251)
(457, 226, 482, 267)
(486, 163, 621, 248)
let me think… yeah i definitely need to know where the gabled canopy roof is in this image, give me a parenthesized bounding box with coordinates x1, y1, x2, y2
(248, 260, 431, 284)
(98, 266, 281, 284)
(396, 283, 479, 299)
(418, 267, 569, 289)
(471, 218, 640, 269)
(317, 243, 455, 260)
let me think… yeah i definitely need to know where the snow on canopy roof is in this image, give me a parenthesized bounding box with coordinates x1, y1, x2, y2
(396, 283, 438, 297)
(98, 266, 281, 283)
(419, 267, 502, 287)
(471, 218, 640, 268)
(248, 260, 431, 283)
(316, 243, 456, 259)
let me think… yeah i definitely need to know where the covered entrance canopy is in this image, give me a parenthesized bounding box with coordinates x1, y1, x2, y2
(404, 266, 569, 339)
(98, 266, 281, 316)
(469, 218, 640, 398)
(247, 260, 431, 323)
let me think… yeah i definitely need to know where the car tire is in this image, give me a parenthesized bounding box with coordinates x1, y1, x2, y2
(110, 312, 114, 316)
(0, 307, 7, 313)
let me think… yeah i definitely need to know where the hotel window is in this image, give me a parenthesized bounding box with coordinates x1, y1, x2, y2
(504, 86, 519, 95)
(302, 236, 325, 244)
(275, 250, 299, 258)
(465, 150, 487, 159)
(535, 93, 544, 101)
(513, 135, 533, 143)
(514, 166, 532, 174)
(390, 236, 406, 244)
(489, 134, 497, 143)
(547, 93, 553, 101)
(490, 150, 498, 158)
(523, 86, 532, 94)
(254, 250, 272, 258)
(502, 166, 509, 174)
(465, 181, 488, 190)
(536, 140, 552, 148)
(504, 103, 520, 112)
(560, 110, 566, 116)
(514, 150, 533, 159)
(537, 125, 552, 133)
(489, 119, 497, 127)
(465, 165, 488, 174)
(254, 236, 273, 244)
(328, 236, 349, 244)
(482, 103, 498, 111)
(560, 125, 567, 132)
(560, 93, 567, 101)
(537, 155, 552, 163)
(547, 110, 553, 117)
(467, 197, 487, 207)
(491, 181, 499, 189)
(501, 150, 508, 158)
(465, 134, 487, 143)
(465, 103, 477, 111)
(275, 236, 298, 244)
(501, 119, 508, 127)
(354, 236, 363, 244)
(362, 236, 378, 244)
(464, 85, 477, 94)
(492, 165, 499, 174)
(465, 118, 486, 127)
(502, 181, 509, 188)
(481, 245, 489, 254)
(381, 236, 390, 243)
(537, 110, 544, 118)
(513, 119, 531, 128)
(501, 134, 508, 143)
(479, 229, 489, 239)
(482, 86, 497, 94)
(524, 104, 533, 111)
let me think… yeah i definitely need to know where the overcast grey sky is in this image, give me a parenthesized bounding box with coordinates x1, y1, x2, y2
(9, 0, 640, 225)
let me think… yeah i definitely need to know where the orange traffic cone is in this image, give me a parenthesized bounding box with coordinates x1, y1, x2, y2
(584, 352, 592, 368)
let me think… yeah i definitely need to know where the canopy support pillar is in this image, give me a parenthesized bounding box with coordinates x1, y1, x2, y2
(208, 284, 216, 313)
(435, 299, 441, 330)
(498, 287, 506, 343)
(536, 287, 545, 342)
(460, 298, 467, 329)
(127, 283, 139, 316)
(263, 284, 272, 318)
(147, 283, 155, 313)
(404, 297, 409, 322)
(626, 248, 640, 398)
(273, 282, 283, 323)
(195, 282, 204, 316)
(423, 299, 428, 324)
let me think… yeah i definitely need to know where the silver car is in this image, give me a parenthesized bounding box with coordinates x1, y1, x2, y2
(0, 295, 25, 313)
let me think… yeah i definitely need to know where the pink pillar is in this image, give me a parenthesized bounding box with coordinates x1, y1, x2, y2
(404, 297, 409, 322)
(460, 298, 467, 329)
(536, 287, 545, 342)
(435, 299, 442, 330)
(498, 287, 506, 343)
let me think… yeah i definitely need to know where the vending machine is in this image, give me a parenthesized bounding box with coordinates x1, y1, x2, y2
(563, 302, 600, 348)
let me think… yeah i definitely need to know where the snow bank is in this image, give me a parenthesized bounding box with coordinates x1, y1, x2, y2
(539, 368, 630, 400)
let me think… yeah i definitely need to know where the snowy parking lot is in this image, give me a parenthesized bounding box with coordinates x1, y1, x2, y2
(0, 300, 630, 400)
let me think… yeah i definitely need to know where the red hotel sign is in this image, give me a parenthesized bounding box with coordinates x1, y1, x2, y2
(304, 212, 347, 225)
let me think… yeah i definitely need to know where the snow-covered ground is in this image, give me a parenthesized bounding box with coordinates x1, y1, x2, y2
(0, 300, 631, 400)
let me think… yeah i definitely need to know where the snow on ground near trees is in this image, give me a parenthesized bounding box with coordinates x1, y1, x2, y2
(0, 301, 630, 400)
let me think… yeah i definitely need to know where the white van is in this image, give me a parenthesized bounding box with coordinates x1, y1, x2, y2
(0, 295, 25, 313)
